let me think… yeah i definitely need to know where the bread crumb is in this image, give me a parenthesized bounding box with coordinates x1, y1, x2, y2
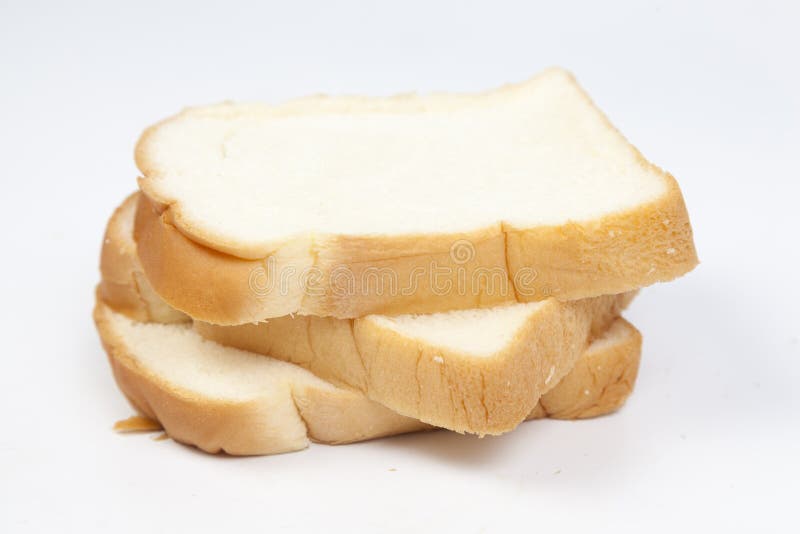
(544, 365, 555, 385)
(388, 468, 397, 472)
(433, 355, 444, 364)
(113, 415, 162, 433)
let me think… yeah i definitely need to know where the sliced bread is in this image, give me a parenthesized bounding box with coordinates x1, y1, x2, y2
(95, 298, 641, 456)
(107, 194, 635, 435)
(135, 67, 696, 323)
(195, 296, 632, 435)
(95, 299, 426, 455)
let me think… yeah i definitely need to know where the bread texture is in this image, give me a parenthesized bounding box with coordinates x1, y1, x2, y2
(109, 194, 635, 434)
(95, 298, 641, 456)
(135, 67, 697, 323)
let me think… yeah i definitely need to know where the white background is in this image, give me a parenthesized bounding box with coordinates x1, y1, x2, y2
(1, 1, 798, 532)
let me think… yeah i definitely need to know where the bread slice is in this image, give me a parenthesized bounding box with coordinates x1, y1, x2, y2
(135, 67, 696, 323)
(95, 299, 426, 455)
(107, 194, 635, 434)
(195, 296, 633, 435)
(95, 298, 641, 456)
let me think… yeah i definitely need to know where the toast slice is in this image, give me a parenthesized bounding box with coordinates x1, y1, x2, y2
(95, 299, 641, 456)
(105, 194, 635, 435)
(135, 67, 696, 323)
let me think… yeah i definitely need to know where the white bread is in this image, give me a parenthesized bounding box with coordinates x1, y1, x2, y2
(95, 298, 641, 456)
(106, 194, 634, 434)
(95, 299, 426, 455)
(194, 296, 632, 435)
(135, 67, 697, 323)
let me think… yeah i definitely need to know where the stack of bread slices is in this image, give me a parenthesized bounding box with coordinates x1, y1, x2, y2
(95, 68, 697, 455)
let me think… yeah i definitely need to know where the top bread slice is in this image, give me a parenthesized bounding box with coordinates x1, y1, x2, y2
(109, 194, 634, 434)
(135, 67, 697, 323)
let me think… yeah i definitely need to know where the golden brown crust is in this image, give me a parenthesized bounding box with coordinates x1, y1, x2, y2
(505, 176, 697, 301)
(135, 194, 514, 324)
(99, 193, 149, 321)
(134, 195, 274, 324)
(536, 319, 642, 419)
(134, 184, 694, 324)
(100, 193, 188, 324)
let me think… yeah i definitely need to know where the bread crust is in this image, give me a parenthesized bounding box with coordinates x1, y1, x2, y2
(135, 189, 692, 325)
(536, 319, 642, 419)
(134, 69, 697, 323)
(100, 193, 188, 324)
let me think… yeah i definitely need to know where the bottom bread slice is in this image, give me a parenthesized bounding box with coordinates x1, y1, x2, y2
(94, 298, 641, 456)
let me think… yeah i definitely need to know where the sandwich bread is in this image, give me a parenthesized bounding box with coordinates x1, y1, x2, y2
(134, 68, 697, 324)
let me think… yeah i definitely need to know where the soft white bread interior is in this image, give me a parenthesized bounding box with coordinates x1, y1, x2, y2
(109, 194, 635, 435)
(135, 67, 696, 322)
(95, 298, 641, 456)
